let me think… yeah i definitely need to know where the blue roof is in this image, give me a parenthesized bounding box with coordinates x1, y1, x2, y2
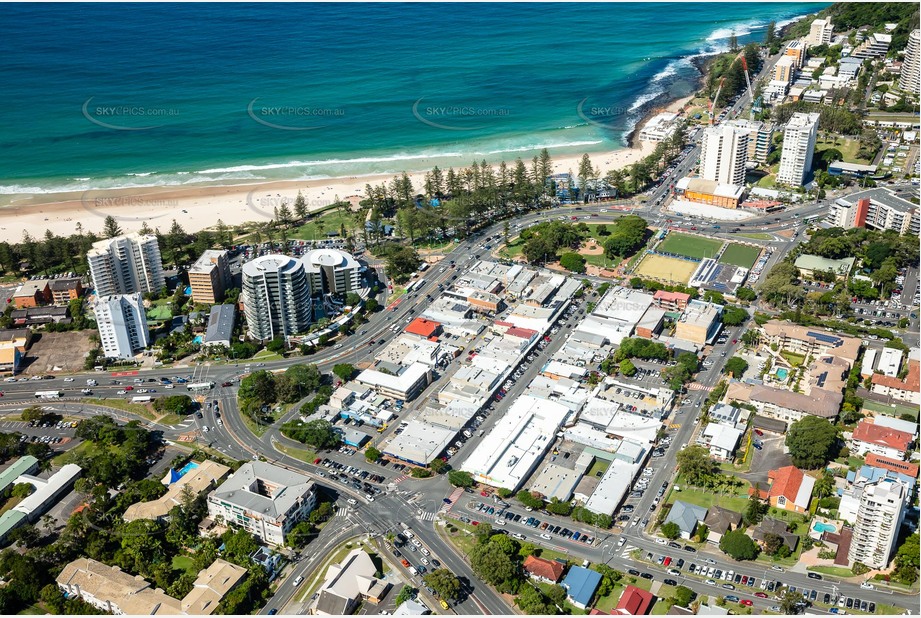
(857, 465, 916, 490)
(562, 566, 602, 607)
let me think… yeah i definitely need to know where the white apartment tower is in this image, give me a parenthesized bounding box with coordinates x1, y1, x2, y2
(848, 478, 910, 569)
(87, 234, 165, 297)
(94, 293, 150, 359)
(302, 248, 362, 296)
(700, 124, 749, 185)
(899, 29, 920, 97)
(241, 254, 312, 341)
(777, 113, 820, 186)
(808, 18, 833, 47)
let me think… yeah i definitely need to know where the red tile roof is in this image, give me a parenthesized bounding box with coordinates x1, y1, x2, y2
(653, 290, 691, 303)
(404, 318, 441, 338)
(506, 326, 538, 339)
(614, 586, 655, 615)
(871, 360, 920, 393)
(865, 453, 919, 477)
(852, 420, 913, 452)
(768, 466, 805, 502)
(522, 555, 564, 582)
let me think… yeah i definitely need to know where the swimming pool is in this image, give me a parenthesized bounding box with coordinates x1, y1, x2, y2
(812, 521, 836, 534)
(177, 461, 199, 477)
(775, 368, 789, 380)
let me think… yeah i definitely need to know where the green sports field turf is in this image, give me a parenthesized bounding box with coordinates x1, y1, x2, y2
(657, 232, 723, 260)
(719, 243, 762, 269)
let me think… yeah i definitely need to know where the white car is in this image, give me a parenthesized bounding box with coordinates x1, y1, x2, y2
(117, 390, 127, 395)
(655, 538, 668, 545)
(860, 582, 874, 590)
(63, 377, 74, 382)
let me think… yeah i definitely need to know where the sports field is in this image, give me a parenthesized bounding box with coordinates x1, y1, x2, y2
(657, 232, 723, 260)
(719, 243, 761, 269)
(634, 253, 698, 285)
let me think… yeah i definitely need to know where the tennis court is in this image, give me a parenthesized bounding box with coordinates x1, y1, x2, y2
(657, 232, 723, 260)
(634, 253, 698, 285)
(719, 243, 762, 269)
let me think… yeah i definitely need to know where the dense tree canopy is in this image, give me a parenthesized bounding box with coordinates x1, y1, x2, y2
(719, 529, 760, 560)
(786, 417, 838, 469)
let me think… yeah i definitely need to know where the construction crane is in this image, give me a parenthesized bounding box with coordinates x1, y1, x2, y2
(709, 77, 725, 125)
(737, 52, 755, 119)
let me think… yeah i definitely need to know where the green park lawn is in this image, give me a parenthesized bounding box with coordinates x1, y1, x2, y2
(779, 351, 806, 367)
(814, 137, 868, 164)
(657, 233, 723, 260)
(719, 244, 761, 269)
(808, 565, 855, 577)
(738, 232, 774, 240)
(171, 555, 197, 573)
(667, 477, 751, 514)
(289, 210, 357, 241)
(274, 441, 318, 464)
(755, 174, 777, 188)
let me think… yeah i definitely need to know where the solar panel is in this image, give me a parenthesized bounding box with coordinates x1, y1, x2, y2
(807, 331, 842, 346)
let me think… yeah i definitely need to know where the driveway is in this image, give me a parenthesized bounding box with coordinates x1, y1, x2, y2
(737, 432, 790, 488)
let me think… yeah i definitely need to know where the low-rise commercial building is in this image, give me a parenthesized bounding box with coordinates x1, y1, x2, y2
(11, 280, 50, 308)
(760, 321, 862, 366)
(794, 254, 855, 280)
(462, 395, 570, 491)
(674, 178, 745, 209)
(355, 362, 432, 401)
(202, 304, 236, 348)
(674, 299, 722, 346)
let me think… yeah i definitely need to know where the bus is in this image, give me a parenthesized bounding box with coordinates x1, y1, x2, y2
(405, 279, 424, 294)
(131, 396, 153, 404)
(34, 391, 63, 399)
(804, 215, 822, 224)
(187, 382, 215, 392)
(417, 263, 429, 273)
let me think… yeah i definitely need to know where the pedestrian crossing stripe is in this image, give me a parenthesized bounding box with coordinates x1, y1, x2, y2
(393, 475, 408, 484)
(336, 507, 349, 517)
(669, 423, 681, 429)
(416, 511, 436, 521)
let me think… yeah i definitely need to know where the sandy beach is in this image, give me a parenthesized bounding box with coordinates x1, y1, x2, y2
(0, 95, 693, 243)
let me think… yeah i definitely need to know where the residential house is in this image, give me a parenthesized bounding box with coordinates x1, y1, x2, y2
(315, 548, 389, 615)
(663, 501, 707, 539)
(613, 585, 655, 616)
(753, 518, 799, 552)
(523, 555, 565, 584)
(561, 566, 602, 610)
(701, 423, 742, 461)
(702, 506, 743, 545)
(766, 466, 816, 513)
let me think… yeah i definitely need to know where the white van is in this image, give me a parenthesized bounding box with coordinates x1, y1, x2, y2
(293, 575, 304, 586)
(408, 566, 418, 576)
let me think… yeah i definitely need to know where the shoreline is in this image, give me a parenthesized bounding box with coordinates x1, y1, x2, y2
(0, 96, 694, 243)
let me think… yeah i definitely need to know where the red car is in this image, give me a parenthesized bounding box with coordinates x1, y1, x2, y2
(124, 386, 134, 391)
(754, 429, 764, 436)
(732, 338, 738, 344)
(480, 491, 489, 497)
(663, 557, 672, 566)
(755, 592, 768, 598)
(313, 458, 322, 464)
(471, 520, 480, 526)
(740, 600, 753, 607)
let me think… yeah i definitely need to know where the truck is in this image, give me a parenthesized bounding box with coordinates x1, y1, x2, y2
(132, 396, 153, 404)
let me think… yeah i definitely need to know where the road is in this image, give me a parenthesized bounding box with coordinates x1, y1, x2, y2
(2, 131, 918, 613)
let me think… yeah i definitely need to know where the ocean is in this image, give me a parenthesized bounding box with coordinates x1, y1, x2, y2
(0, 2, 828, 196)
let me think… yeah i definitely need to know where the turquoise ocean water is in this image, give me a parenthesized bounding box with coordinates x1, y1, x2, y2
(0, 2, 828, 195)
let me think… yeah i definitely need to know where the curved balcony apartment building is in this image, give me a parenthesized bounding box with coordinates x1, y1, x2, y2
(241, 255, 313, 341)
